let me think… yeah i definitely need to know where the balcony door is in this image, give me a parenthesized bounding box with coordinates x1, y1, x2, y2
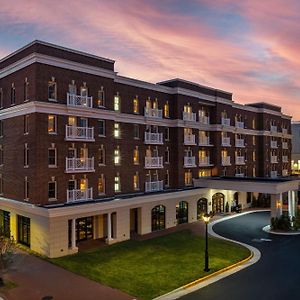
(80, 148, 88, 159)
(68, 116, 76, 126)
(78, 117, 87, 128)
(80, 178, 88, 191)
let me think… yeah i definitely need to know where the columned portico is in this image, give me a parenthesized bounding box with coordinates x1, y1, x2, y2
(106, 212, 113, 243)
(71, 218, 76, 249)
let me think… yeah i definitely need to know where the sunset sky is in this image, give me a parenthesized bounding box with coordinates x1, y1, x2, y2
(0, 0, 299, 118)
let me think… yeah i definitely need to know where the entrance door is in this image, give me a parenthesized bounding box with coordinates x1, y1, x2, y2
(197, 198, 208, 219)
(212, 193, 225, 213)
(76, 217, 93, 242)
(176, 201, 188, 224)
(17, 215, 30, 247)
(130, 208, 138, 234)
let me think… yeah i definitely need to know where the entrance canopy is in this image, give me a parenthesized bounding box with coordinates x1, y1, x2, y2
(193, 177, 300, 194)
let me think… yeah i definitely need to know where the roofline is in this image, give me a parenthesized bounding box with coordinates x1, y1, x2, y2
(0, 40, 115, 65)
(246, 101, 282, 110)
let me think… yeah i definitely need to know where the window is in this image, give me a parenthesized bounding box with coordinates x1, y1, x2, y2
(114, 174, 121, 192)
(11, 83, 16, 105)
(0, 210, 10, 237)
(252, 118, 256, 129)
(133, 97, 139, 114)
(24, 143, 29, 167)
(0, 145, 3, 165)
(98, 120, 105, 136)
(164, 102, 169, 118)
(165, 148, 170, 164)
(48, 78, 57, 101)
(133, 147, 139, 165)
(133, 124, 139, 139)
(253, 151, 256, 162)
(48, 115, 57, 134)
(0, 175, 3, 195)
(184, 170, 192, 186)
(199, 169, 211, 177)
(24, 177, 29, 200)
(24, 115, 29, 134)
(0, 120, 3, 137)
(97, 87, 105, 107)
(80, 85, 88, 97)
(48, 181, 57, 200)
(69, 81, 77, 95)
(114, 123, 120, 138)
(114, 94, 120, 112)
(17, 215, 30, 247)
(165, 127, 170, 141)
(24, 78, 29, 101)
(165, 171, 169, 187)
(48, 148, 57, 167)
(98, 145, 105, 165)
(98, 175, 105, 195)
(114, 148, 120, 165)
(133, 172, 139, 190)
(0, 88, 3, 108)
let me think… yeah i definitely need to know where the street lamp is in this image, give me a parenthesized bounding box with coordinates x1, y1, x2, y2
(202, 212, 212, 272)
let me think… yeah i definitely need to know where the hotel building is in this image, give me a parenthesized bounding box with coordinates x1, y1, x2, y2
(0, 41, 296, 257)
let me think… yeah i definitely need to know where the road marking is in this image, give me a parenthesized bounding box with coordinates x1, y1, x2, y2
(260, 238, 272, 242)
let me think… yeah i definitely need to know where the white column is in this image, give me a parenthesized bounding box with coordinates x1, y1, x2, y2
(292, 190, 296, 218)
(270, 193, 282, 219)
(107, 212, 112, 241)
(71, 218, 76, 249)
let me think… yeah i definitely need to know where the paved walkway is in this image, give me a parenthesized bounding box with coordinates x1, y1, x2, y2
(1, 250, 134, 300)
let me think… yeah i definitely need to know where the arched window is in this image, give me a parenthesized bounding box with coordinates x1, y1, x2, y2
(212, 193, 225, 213)
(152, 205, 165, 231)
(197, 198, 208, 219)
(176, 201, 188, 224)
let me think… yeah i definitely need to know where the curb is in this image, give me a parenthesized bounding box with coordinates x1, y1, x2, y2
(262, 225, 300, 235)
(153, 210, 264, 300)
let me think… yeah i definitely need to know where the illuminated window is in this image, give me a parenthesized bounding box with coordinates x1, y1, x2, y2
(24, 143, 29, 167)
(184, 170, 192, 186)
(24, 78, 29, 101)
(98, 87, 105, 107)
(114, 174, 121, 192)
(24, 176, 29, 200)
(199, 169, 211, 177)
(253, 151, 256, 161)
(133, 172, 139, 190)
(164, 102, 169, 118)
(114, 148, 121, 165)
(153, 99, 158, 109)
(133, 147, 139, 165)
(48, 78, 57, 100)
(98, 145, 105, 165)
(133, 97, 139, 114)
(48, 115, 57, 134)
(253, 167, 256, 177)
(114, 94, 120, 112)
(24, 115, 29, 134)
(48, 181, 57, 200)
(98, 175, 105, 195)
(114, 123, 120, 138)
(252, 118, 256, 129)
(11, 83, 16, 105)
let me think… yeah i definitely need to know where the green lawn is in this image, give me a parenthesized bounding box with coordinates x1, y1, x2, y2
(51, 230, 250, 300)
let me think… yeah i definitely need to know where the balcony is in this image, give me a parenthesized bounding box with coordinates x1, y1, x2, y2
(282, 156, 288, 163)
(270, 125, 277, 133)
(282, 128, 288, 135)
(199, 136, 211, 146)
(65, 157, 95, 173)
(184, 134, 196, 145)
(199, 116, 210, 125)
(183, 111, 196, 122)
(270, 140, 278, 149)
(144, 132, 163, 144)
(282, 169, 289, 176)
(222, 156, 231, 166)
(235, 173, 245, 177)
(184, 156, 196, 167)
(65, 125, 95, 141)
(222, 137, 231, 146)
(270, 171, 278, 178)
(271, 156, 278, 163)
(235, 121, 244, 129)
(145, 180, 163, 193)
(67, 93, 93, 108)
(221, 118, 230, 126)
(282, 142, 288, 149)
(199, 156, 211, 166)
(144, 107, 162, 119)
(235, 156, 245, 165)
(145, 156, 163, 169)
(235, 138, 245, 147)
(67, 188, 93, 203)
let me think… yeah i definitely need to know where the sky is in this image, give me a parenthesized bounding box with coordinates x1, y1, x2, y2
(0, 0, 300, 118)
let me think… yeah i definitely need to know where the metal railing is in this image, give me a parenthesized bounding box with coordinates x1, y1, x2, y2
(66, 157, 95, 172)
(144, 132, 163, 144)
(184, 156, 196, 167)
(67, 188, 93, 203)
(144, 107, 163, 119)
(145, 156, 163, 168)
(145, 180, 163, 193)
(183, 111, 197, 122)
(67, 93, 93, 108)
(65, 125, 94, 141)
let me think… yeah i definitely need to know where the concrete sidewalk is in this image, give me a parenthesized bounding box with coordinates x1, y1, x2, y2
(1, 250, 134, 300)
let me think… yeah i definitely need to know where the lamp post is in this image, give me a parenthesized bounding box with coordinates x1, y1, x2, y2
(202, 213, 211, 272)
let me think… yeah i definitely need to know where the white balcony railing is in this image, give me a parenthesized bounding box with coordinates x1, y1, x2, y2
(144, 132, 163, 144)
(235, 173, 245, 177)
(270, 125, 277, 133)
(67, 93, 93, 108)
(221, 118, 231, 126)
(184, 156, 196, 167)
(235, 138, 245, 147)
(282, 156, 288, 163)
(199, 116, 210, 125)
(222, 137, 231, 146)
(271, 156, 278, 163)
(184, 134, 196, 145)
(282, 169, 288, 176)
(65, 125, 95, 141)
(222, 156, 231, 166)
(183, 111, 197, 122)
(145, 156, 163, 169)
(235, 121, 244, 128)
(67, 188, 93, 203)
(270, 171, 278, 178)
(66, 157, 95, 173)
(199, 136, 210, 146)
(282, 128, 288, 135)
(199, 156, 211, 166)
(270, 141, 278, 149)
(144, 107, 162, 119)
(235, 156, 245, 165)
(282, 142, 288, 149)
(145, 180, 163, 193)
